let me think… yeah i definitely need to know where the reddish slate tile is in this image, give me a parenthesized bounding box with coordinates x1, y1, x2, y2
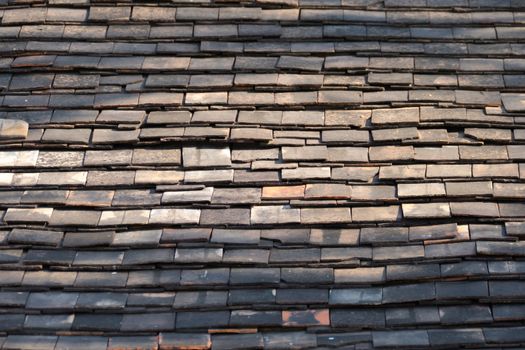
(262, 185, 305, 199)
(282, 309, 330, 327)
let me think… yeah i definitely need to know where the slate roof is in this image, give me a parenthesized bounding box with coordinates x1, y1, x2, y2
(0, 0, 524, 349)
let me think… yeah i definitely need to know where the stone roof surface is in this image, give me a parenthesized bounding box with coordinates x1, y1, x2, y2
(0, 0, 524, 349)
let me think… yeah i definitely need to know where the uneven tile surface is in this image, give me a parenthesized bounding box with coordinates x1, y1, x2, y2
(0, 0, 524, 349)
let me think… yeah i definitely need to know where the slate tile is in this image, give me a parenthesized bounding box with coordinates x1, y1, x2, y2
(75, 271, 128, 288)
(4, 208, 53, 223)
(402, 202, 451, 218)
(121, 312, 175, 332)
(212, 334, 263, 350)
(229, 289, 275, 306)
(334, 267, 384, 283)
(373, 330, 429, 348)
(76, 292, 127, 310)
(24, 249, 75, 265)
(176, 311, 229, 329)
(331, 309, 385, 328)
(25, 314, 74, 331)
(263, 332, 317, 350)
(127, 270, 180, 288)
(181, 268, 229, 286)
(409, 223, 457, 241)
(230, 268, 279, 285)
(161, 228, 211, 243)
(310, 228, 359, 246)
(231, 310, 281, 327)
(277, 288, 328, 305)
(0, 292, 28, 307)
(251, 205, 301, 224)
(127, 292, 174, 307)
(439, 305, 493, 325)
(174, 291, 227, 310)
(183, 146, 231, 168)
(386, 306, 440, 326)
(351, 185, 396, 201)
(360, 227, 408, 244)
(160, 333, 211, 350)
(3, 335, 58, 350)
(386, 264, 441, 282)
(22, 270, 77, 287)
(8, 228, 64, 246)
(352, 205, 402, 222)
(329, 288, 382, 305)
(108, 336, 157, 350)
(383, 282, 435, 303)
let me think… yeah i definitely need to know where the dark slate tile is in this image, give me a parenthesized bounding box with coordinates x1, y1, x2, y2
(269, 248, 320, 263)
(55, 336, 108, 350)
(74, 271, 128, 288)
(180, 268, 229, 286)
(230, 310, 281, 327)
(489, 281, 525, 298)
(72, 314, 122, 331)
(317, 332, 371, 347)
(372, 330, 429, 348)
(228, 289, 275, 306)
(9, 73, 54, 91)
(484, 326, 525, 343)
(24, 314, 74, 331)
(73, 251, 124, 266)
(428, 329, 485, 346)
(0, 314, 25, 331)
(176, 311, 230, 329)
(436, 281, 488, 300)
(3, 335, 58, 350)
(492, 304, 525, 321)
(0, 292, 28, 307)
(24, 249, 76, 265)
(281, 267, 333, 284)
(263, 332, 317, 349)
(439, 305, 493, 325)
(121, 312, 175, 331)
(212, 334, 263, 350)
(331, 309, 385, 328)
(62, 231, 114, 248)
(127, 270, 180, 288)
(230, 268, 279, 285)
(127, 292, 175, 307)
(441, 261, 488, 278)
(173, 291, 228, 309)
(383, 283, 436, 303)
(386, 306, 440, 326)
(76, 292, 127, 310)
(278, 288, 329, 305)
(123, 248, 174, 265)
(329, 288, 382, 306)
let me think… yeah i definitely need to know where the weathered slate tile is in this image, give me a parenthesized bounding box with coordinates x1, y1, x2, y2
(277, 288, 328, 305)
(160, 333, 211, 350)
(331, 309, 385, 328)
(334, 267, 384, 283)
(352, 205, 402, 222)
(310, 228, 359, 246)
(373, 330, 429, 348)
(3, 336, 58, 350)
(263, 332, 317, 349)
(212, 334, 263, 350)
(55, 336, 108, 350)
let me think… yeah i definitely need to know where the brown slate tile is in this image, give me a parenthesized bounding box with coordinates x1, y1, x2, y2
(301, 208, 352, 224)
(402, 203, 451, 218)
(450, 202, 500, 217)
(352, 205, 402, 222)
(369, 146, 413, 161)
